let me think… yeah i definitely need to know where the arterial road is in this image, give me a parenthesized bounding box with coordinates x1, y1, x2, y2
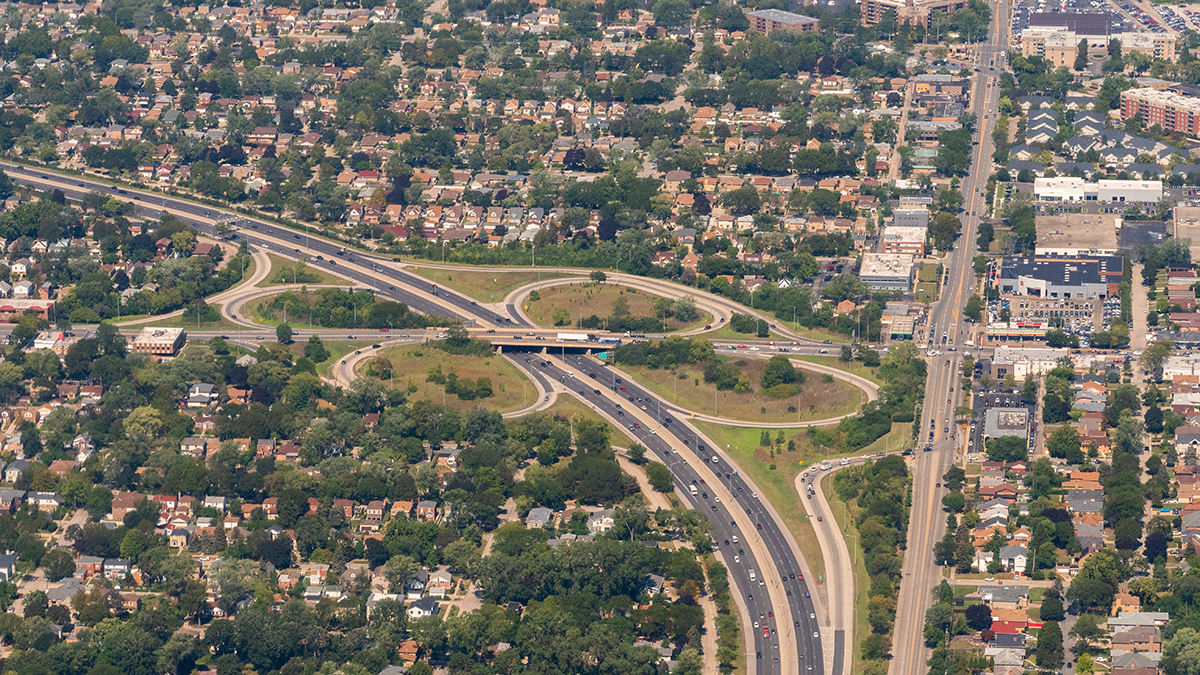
(888, 4, 1008, 675)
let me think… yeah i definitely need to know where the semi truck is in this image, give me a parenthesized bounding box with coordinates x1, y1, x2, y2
(556, 333, 594, 342)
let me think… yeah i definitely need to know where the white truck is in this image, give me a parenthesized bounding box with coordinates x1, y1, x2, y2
(689, 485, 698, 496)
(748, 569, 756, 582)
(556, 332, 593, 342)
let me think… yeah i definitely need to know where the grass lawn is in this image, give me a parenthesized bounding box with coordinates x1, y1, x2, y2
(1030, 587, 1045, 603)
(692, 420, 916, 587)
(142, 314, 250, 331)
(918, 263, 942, 283)
(257, 253, 348, 287)
(317, 340, 378, 376)
(244, 294, 328, 331)
(769, 321, 850, 344)
(409, 267, 569, 303)
(542, 395, 640, 450)
(524, 282, 710, 333)
(705, 324, 790, 342)
(821, 471, 871, 675)
(621, 358, 863, 423)
(916, 282, 939, 304)
(951, 585, 978, 598)
(368, 344, 536, 414)
(791, 355, 886, 387)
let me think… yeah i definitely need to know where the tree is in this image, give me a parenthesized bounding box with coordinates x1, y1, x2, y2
(1164, 627, 1200, 675)
(41, 549, 76, 581)
(722, 186, 761, 216)
(651, 0, 692, 28)
(964, 295, 984, 323)
(1040, 594, 1065, 621)
(1141, 340, 1173, 373)
(761, 355, 800, 389)
(1047, 425, 1083, 463)
(590, 271, 607, 283)
(304, 335, 329, 362)
(964, 603, 992, 631)
(646, 462, 673, 493)
(929, 211, 962, 251)
(1075, 39, 1089, 71)
(276, 323, 293, 344)
(985, 436, 1027, 462)
(1038, 620, 1064, 669)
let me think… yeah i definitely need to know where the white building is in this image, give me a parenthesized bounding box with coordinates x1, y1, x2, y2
(1034, 177, 1163, 203)
(990, 346, 1070, 379)
(859, 253, 915, 291)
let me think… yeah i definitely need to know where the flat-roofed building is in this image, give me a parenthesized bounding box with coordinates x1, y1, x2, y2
(860, 0, 968, 28)
(882, 226, 927, 255)
(894, 208, 930, 228)
(1035, 213, 1120, 256)
(131, 327, 186, 355)
(859, 253, 915, 291)
(1034, 177, 1163, 203)
(744, 9, 818, 34)
(1023, 28, 1175, 67)
(990, 346, 1070, 379)
(1121, 86, 1200, 136)
(995, 255, 1121, 299)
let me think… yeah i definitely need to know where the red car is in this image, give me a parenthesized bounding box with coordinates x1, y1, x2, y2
(620, 386, 626, 391)
(762, 628, 770, 638)
(756, 523, 763, 530)
(380, 328, 389, 332)
(737, 344, 747, 349)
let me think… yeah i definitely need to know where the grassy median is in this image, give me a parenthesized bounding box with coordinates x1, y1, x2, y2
(524, 282, 710, 332)
(408, 267, 568, 303)
(369, 344, 536, 414)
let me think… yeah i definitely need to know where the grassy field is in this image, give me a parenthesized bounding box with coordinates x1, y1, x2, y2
(918, 263, 941, 283)
(243, 294, 327, 331)
(705, 324, 790, 342)
(408, 267, 568, 303)
(368, 344, 536, 414)
(693, 420, 915, 587)
(621, 358, 863, 423)
(258, 253, 348, 287)
(524, 282, 710, 332)
(822, 470, 871, 675)
(791, 354, 887, 386)
(916, 282, 939, 304)
(317, 340, 377, 376)
(542, 394, 640, 450)
(142, 314, 250, 331)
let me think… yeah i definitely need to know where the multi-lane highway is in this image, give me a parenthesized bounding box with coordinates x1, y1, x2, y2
(889, 3, 1009, 674)
(506, 347, 828, 675)
(0, 163, 841, 674)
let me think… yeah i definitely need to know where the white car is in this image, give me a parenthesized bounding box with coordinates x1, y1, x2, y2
(984, 577, 995, 582)
(715, 496, 720, 503)
(734, 555, 740, 563)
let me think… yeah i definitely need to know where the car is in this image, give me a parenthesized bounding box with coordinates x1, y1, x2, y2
(767, 611, 773, 617)
(817, 516, 823, 522)
(380, 328, 389, 332)
(813, 632, 819, 638)
(756, 523, 763, 530)
(762, 628, 769, 638)
(348, 335, 355, 339)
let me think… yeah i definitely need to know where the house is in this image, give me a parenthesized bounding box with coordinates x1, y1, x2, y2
(0, 552, 16, 582)
(407, 597, 439, 619)
(416, 500, 438, 521)
(187, 383, 218, 408)
(588, 509, 615, 533)
(526, 507, 554, 529)
(1108, 611, 1171, 628)
(103, 558, 131, 579)
(4, 460, 29, 483)
(998, 545, 1028, 574)
(1112, 625, 1162, 653)
(28, 491, 62, 511)
(980, 584, 1028, 610)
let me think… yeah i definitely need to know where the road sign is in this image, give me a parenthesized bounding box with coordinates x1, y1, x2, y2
(598, 352, 608, 359)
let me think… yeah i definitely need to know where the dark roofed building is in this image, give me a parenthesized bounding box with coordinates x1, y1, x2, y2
(1029, 11, 1111, 35)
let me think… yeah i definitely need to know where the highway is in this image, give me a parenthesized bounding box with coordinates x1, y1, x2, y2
(0, 164, 840, 673)
(506, 346, 829, 675)
(888, 4, 1009, 675)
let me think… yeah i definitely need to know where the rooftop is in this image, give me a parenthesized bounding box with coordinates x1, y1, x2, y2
(1035, 213, 1121, 254)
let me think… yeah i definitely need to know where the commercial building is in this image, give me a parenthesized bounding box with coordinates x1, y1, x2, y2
(1033, 177, 1163, 203)
(996, 255, 1121, 299)
(744, 9, 819, 34)
(894, 207, 930, 229)
(982, 407, 1032, 441)
(1035, 213, 1121, 256)
(1020, 12, 1175, 67)
(131, 327, 186, 355)
(859, 0, 968, 29)
(1121, 86, 1200, 137)
(989, 346, 1070, 379)
(858, 253, 915, 291)
(881, 225, 927, 255)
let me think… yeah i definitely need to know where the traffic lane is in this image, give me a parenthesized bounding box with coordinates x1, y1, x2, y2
(546, 355, 821, 661)
(2, 168, 506, 326)
(522, 359, 789, 673)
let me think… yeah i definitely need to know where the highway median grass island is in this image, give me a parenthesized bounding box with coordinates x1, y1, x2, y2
(407, 267, 570, 304)
(524, 281, 711, 333)
(366, 340, 537, 415)
(257, 253, 348, 287)
(618, 356, 861, 423)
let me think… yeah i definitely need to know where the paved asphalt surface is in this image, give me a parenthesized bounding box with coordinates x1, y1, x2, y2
(507, 346, 827, 675)
(2, 164, 844, 674)
(889, 5, 1009, 675)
